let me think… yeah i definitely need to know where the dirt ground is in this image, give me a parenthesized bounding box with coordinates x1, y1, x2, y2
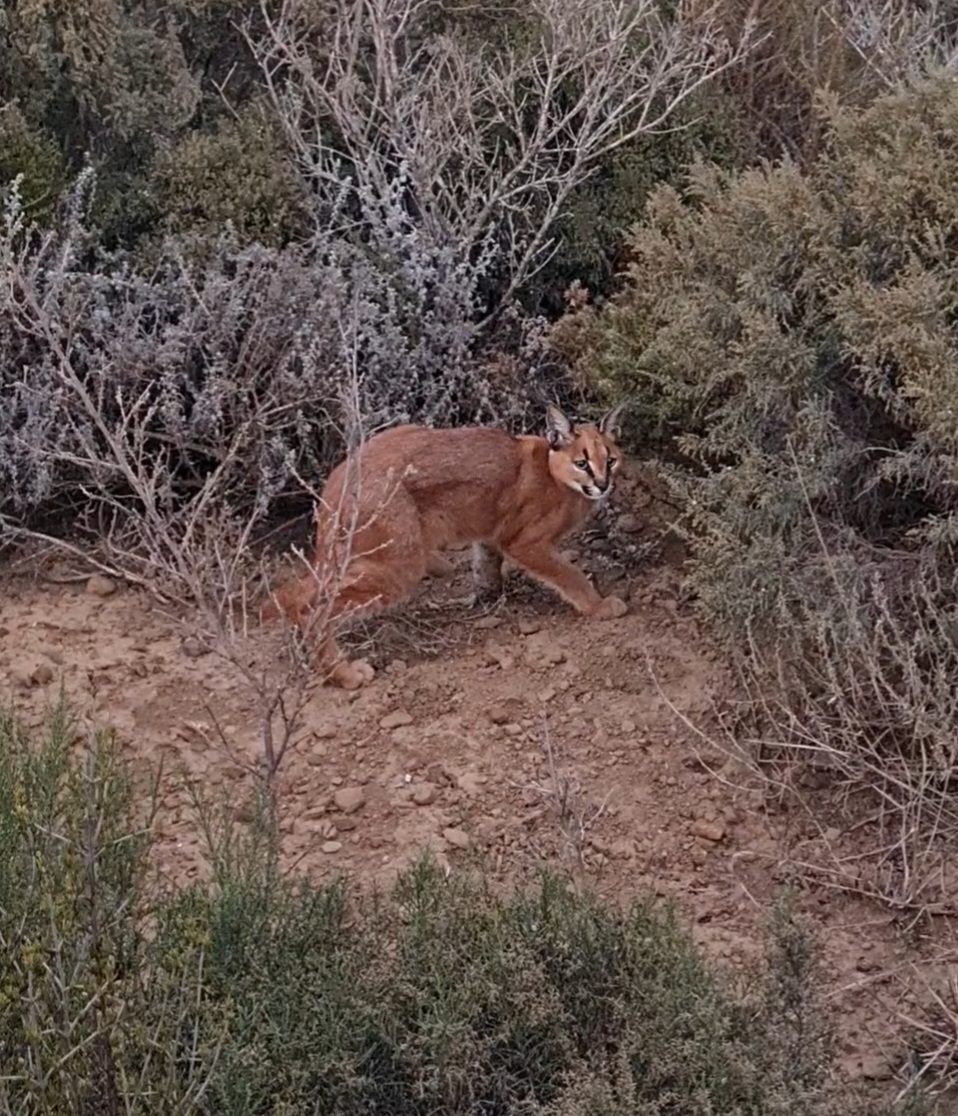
(2, 482, 957, 1106)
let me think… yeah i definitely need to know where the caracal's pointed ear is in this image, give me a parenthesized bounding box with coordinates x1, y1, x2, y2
(545, 404, 574, 449)
(599, 401, 627, 439)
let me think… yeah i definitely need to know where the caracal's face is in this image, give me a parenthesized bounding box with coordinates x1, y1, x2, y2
(545, 405, 624, 501)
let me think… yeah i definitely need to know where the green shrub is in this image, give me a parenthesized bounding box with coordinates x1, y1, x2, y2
(151, 102, 307, 247)
(0, 106, 67, 225)
(0, 706, 916, 1115)
(571, 77, 958, 625)
(562, 75, 958, 911)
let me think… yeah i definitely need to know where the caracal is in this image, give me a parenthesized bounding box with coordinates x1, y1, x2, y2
(264, 404, 629, 689)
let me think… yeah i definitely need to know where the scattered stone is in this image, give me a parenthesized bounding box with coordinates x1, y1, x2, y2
(538, 687, 557, 703)
(691, 819, 726, 843)
(321, 840, 343, 854)
(380, 709, 413, 730)
(523, 635, 566, 668)
(857, 1052, 893, 1081)
(86, 574, 117, 598)
(823, 826, 842, 844)
(617, 513, 642, 534)
(456, 771, 485, 796)
(518, 618, 542, 635)
(484, 644, 515, 670)
(474, 615, 502, 630)
(487, 705, 512, 725)
(30, 662, 54, 685)
(180, 636, 208, 660)
(314, 724, 338, 741)
(413, 782, 437, 806)
(443, 826, 470, 850)
(333, 786, 366, 814)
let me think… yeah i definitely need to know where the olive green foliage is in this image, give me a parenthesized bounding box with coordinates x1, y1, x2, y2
(152, 102, 307, 247)
(0, 106, 66, 224)
(0, 0, 280, 244)
(573, 77, 958, 628)
(560, 78, 958, 917)
(529, 94, 746, 314)
(0, 707, 907, 1116)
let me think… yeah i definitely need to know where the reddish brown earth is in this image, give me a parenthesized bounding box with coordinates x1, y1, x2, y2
(2, 480, 956, 1105)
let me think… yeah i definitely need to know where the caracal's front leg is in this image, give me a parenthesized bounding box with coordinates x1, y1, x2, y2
(471, 542, 504, 600)
(503, 542, 627, 619)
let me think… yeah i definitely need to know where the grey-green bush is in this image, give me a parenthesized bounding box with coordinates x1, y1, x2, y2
(560, 75, 958, 910)
(0, 706, 916, 1115)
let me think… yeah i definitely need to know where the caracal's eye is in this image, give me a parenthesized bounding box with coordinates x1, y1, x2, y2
(608, 456, 618, 468)
(574, 458, 588, 470)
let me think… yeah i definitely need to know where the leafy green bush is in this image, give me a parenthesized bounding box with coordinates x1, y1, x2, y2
(0, 106, 67, 225)
(569, 77, 958, 624)
(0, 706, 913, 1115)
(151, 102, 307, 247)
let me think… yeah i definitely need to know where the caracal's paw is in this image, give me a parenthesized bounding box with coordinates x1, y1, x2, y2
(329, 658, 376, 690)
(592, 594, 628, 620)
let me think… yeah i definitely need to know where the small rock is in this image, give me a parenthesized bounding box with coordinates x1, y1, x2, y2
(617, 513, 642, 534)
(443, 826, 470, 850)
(180, 636, 208, 660)
(857, 1052, 893, 1081)
(518, 618, 542, 635)
(488, 706, 511, 725)
(333, 786, 366, 814)
(823, 826, 842, 844)
(691, 819, 726, 843)
(474, 615, 502, 630)
(413, 782, 437, 806)
(456, 771, 485, 796)
(86, 574, 117, 598)
(30, 662, 55, 685)
(484, 645, 514, 670)
(523, 635, 566, 668)
(380, 709, 413, 730)
(538, 687, 557, 703)
(321, 840, 343, 854)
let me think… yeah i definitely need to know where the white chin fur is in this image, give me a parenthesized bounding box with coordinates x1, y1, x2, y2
(581, 485, 608, 500)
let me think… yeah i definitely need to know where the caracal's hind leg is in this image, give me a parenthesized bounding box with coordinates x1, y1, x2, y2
(322, 545, 429, 689)
(425, 552, 456, 578)
(471, 542, 504, 602)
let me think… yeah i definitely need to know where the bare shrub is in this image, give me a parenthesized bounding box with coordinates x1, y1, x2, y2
(253, 0, 756, 316)
(731, 559, 958, 913)
(708, 0, 958, 160)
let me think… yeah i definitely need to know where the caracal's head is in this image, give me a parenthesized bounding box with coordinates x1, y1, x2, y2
(544, 403, 625, 501)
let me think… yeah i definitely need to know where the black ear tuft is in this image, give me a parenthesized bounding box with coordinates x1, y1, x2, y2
(598, 401, 627, 438)
(545, 404, 574, 448)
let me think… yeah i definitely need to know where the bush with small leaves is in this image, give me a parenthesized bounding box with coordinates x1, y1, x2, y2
(0, 706, 922, 1115)
(564, 75, 958, 911)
